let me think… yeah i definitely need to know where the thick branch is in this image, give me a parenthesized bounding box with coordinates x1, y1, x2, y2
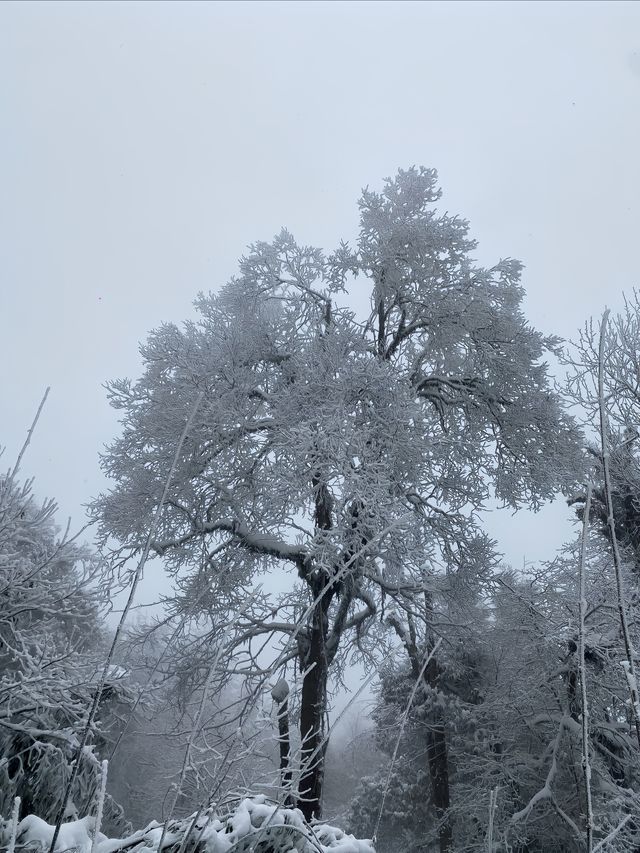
(152, 519, 308, 572)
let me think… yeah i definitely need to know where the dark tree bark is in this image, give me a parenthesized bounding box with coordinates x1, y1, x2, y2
(424, 652, 452, 853)
(296, 472, 335, 821)
(298, 587, 330, 821)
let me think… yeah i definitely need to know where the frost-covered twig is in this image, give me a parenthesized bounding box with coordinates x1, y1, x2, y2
(598, 311, 640, 749)
(10, 388, 49, 481)
(48, 391, 205, 853)
(578, 482, 594, 853)
(226, 824, 325, 853)
(592, 814, 632, 852)
(174, 807, 202, 853)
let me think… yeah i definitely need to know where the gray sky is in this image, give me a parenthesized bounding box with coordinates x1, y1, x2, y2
(2, 0, 640, 580)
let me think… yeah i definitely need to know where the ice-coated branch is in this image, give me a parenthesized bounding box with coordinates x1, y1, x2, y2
(621, 661, 640, 728)
(510, 717, 566, 825)
(486, 787, 498, 853)
(592, 815, 632, 852)
(9, 387, 50, 481)
(340, 588, 377, 634)
(152, 519, 308, 572)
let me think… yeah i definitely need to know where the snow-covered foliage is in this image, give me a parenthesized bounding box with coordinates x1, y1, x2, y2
(5, 797, 374, 853)
(0, 466, 127, 829)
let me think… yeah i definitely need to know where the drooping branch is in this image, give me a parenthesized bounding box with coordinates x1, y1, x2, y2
(510, 717, 567, 825)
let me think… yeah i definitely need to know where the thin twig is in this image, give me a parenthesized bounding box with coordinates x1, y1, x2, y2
(486, 787, 498, 853)
(10, 388, 50, 481)
(592, 814, 632, 852)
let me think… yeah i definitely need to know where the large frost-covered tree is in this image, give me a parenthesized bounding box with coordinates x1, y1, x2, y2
(94, 167, 582, 823)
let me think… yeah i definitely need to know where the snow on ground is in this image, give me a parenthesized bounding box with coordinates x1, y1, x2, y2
(14, 815, 100, 853)
(7, 797, 375, 853)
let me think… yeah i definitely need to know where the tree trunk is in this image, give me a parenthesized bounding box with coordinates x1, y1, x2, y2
(424, 654, 452, 853)
(298, 591, 330, 821)
(297, 471, 334, 820)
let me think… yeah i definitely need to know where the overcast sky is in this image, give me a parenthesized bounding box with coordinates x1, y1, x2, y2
(2, 0, 640, 584)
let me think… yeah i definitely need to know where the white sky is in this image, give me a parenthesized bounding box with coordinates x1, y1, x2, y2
(2, 0, 640, 583)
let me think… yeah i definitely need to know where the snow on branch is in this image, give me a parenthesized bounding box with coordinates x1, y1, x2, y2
(152, 519, 308, 571)
(510, 717, 566, 825)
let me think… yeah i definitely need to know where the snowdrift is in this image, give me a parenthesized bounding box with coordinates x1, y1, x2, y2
(6, 796, 375, 853)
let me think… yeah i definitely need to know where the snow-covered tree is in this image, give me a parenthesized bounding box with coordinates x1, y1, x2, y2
(560, 297, 640, 848)
(352, 551, 640, 852)
(567, 294, 640, 574)
(93, 167, 583, 824)
(0, 453, 125, 828)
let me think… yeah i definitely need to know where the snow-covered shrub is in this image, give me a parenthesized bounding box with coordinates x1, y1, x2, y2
(7, 797, 375, 853)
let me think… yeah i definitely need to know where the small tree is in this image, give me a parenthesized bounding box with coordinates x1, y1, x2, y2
(0, 463, 124, 826)
(94, 167, 582, 822)
(567, 294, 640, 577)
